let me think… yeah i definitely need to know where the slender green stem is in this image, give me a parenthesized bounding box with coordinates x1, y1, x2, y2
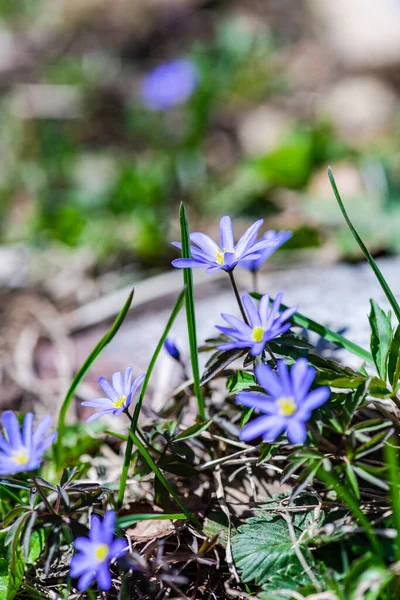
(251, 270, 258, 294)
(128, 430, 201, 529)
(55, 289, 135, 468)
(228, 270, 249, 324)
(179, 203, 205, 420)
(329, 167, 400, 323)
(117, 290, 185, 508)
(230, 270, 277, 365)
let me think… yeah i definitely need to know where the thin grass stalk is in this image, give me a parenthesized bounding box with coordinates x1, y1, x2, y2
(117, 289, 185, 508)
(329, 166, 400, 323)
(55, 289, 135, 468)
(179, 203, 205, 420)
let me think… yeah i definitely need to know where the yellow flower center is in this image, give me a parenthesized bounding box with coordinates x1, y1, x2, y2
(94, 543, 109, 563)
(112, 395, 127, 409)
(252, 327, 265, 342)
(216, 248, 235, 265)
(12, 448, 29, 465)
(216, 248, 224, 265)
(277, 396, 297, 417)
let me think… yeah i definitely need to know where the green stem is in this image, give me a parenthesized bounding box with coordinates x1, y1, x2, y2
(179, 203, 205, 420)
(128, 429, 201, 529)
(228, 270, 248, 324)
(117, 290, 185, 508)
(329, 167, 400, 323)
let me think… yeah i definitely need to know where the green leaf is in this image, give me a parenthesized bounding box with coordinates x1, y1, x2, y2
(200, 348, 246, 385)
(232, 513, 315, 590)
(226, 370, 256, 394)
(175, 420, 212, 441)
(387, 325, 400, 390)
(0, 530, 25, 600)
(55, 288, 135, 467)
(116, 513, 186, 528)
(328, 167, 400, 323)
(368, 300, 392, 380)
(179, 203, 205, 420)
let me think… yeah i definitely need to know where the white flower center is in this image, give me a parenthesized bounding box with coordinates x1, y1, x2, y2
(277, 396, 297, 417)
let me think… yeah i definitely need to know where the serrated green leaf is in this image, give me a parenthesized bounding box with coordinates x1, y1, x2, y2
(369, 300, 392, 381)
(232, 514, 314, 589)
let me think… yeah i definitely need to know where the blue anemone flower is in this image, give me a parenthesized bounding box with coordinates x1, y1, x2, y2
(216, 292, 297, 356)
(0, 411, 56, 476)
(81, 367, 145, 423)
(140, 58, 199, 111)
(164, 336, 181, 361)
(70, 511, 128, 591)
(240, 230, 292, 272)
(236, 359, 330, 444)
(172, 216, 280, 273)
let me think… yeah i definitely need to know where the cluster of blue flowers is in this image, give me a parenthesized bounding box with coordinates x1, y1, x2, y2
(0, 213, 331, 594)
(171, 214, 330, 444)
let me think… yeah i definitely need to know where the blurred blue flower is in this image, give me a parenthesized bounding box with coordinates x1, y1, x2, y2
(0, 411, 56, 476)
(236, 359, 330, 444)
(240, 230, 292, 272)
(216, 292, 297, 356)
(164, 336, 181, 361)
(81, 367, 145, 423)
(70, 510, 128, 591)
(140, 58, 199, 111)
(172, 216, 280, 273)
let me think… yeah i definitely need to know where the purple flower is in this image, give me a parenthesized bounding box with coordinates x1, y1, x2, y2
(0, 411, 56, 476)
(164, 336, 181, 361)
(81, 367, 145, 423)
(216, 292, 297, 356)
(240, 230, 292, 272)
(70, 511, 128, 591)
(172, 216, 281, 273)
(237, 359, 330, 444)
(140, 58, 199, 111)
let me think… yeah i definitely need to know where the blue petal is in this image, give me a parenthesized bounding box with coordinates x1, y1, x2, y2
(2, 412, 22, 449)
(242, 294, 261, 328)
(219, 216, 234, 251)
(172, 258, 209, 269)
(190, 232, 219, 258)
(255, 363, 282, 397)
(98, 377, 119, 401)
(240, 415, 284, 442)
(97, 563, 112, 591)
(77, 570, 96, 592)
(236, 392, 278, 415)
(286, 419, 307, 444)
(235, 219, 263, 257)
(112, 371, 124, 396)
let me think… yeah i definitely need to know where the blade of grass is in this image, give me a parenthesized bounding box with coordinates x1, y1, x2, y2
(317, 464, 383, 559)
(116, 512, 187, 528)
(179, 203, 205, 420)
(54, 289, 134, 467)
(251, 292, 373, 364)
(128, 430, 201, 529)
(385, 438, 400, 561)
(117, 289, 185, 508)
(329, 166, 400, 323)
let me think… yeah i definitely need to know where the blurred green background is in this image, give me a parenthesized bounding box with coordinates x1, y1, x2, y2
(1, 0, 400, 274)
